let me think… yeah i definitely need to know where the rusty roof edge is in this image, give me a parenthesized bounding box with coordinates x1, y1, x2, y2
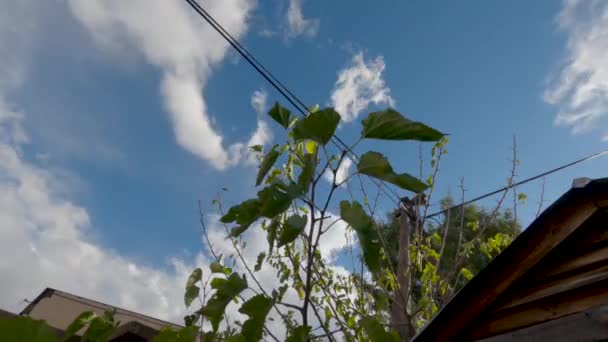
(412, 177, 608, 341)
(19, 287, 182, 330)
(19, 287, 55, 316)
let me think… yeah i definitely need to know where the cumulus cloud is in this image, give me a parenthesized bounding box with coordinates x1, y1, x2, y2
(0, 100, 351, 333)
(251, 89, 268, 115)
(330, 52, 395, 122)
(67, 0, 271, 170)
(545, 0, 608, 137)
(0, 102, 202, 322)
(286, 0, 320, 38)
(323, 157, 353, 187)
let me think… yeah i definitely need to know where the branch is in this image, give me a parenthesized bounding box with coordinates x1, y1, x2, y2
(535, 177, 546, 218)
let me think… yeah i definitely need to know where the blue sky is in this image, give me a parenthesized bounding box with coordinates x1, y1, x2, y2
(2, 0, 608, 328)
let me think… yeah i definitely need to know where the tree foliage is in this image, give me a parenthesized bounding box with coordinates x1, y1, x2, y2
(1, 103, 527, 341)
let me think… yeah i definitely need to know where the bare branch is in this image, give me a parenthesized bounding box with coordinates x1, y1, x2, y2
(535, 177, 546, 218)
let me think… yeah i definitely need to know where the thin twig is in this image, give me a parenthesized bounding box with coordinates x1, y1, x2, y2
(535, 177, 546, 218)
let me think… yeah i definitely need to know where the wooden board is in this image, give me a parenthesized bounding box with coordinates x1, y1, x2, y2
(478, 304, 608, 342)
(466, 280, 608, 340)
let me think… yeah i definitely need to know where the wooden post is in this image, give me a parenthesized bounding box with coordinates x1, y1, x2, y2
(391, 205, 412, 340)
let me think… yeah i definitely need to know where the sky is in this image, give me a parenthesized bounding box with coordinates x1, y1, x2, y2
(2, 0, 608, 334)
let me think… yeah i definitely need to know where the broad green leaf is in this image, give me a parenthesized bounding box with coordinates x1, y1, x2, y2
(62, 311, 96, 341)
(304, 141, 318, 154)
(184, 268, 202, 307)
(184, 286, 199, 308)
(286, 325, 311, 342)
(81, 316, 117, 342)
(256, 145, 281, 186)
(200, 273, 248, 331)
(340, 201, 382, 273)
(183, 314, 199, 327)
(460, 267, 474, 281)
(153, 326, 198, 342)
(297, 151, 316, 193)
(268, 103, 291, 129)
(292, 108, 340, 145)
(249, 145, 263, 153)
(357, 151, 428, 193)
(258, 184, 295, 218)
(210, 262, 232, 275)
(518, 192, 527, 204)
(277, 215, 307, 248)
(267, 217, 280, 252)
(361, 108, 444, 141)
(186, 268, 202, 287)
(360, 317, 400, 342)
(221, 199, 262, 238)
(254, 252, 266, 272)
(221, 199, 260, 225)
(239, 295, 274, 341)
(0, 317, 58, 342)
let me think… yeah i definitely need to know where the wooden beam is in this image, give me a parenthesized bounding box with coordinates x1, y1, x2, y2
(478, 304, 608, 342)
(412, 188, 598, 342)
(466, 280, 608, 340)
(494, 262, 608, 310)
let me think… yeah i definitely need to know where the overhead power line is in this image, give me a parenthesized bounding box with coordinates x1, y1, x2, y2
(183, 0, 402, 203)
(182, 0, 606, 215)
(426, 150, 608, 219)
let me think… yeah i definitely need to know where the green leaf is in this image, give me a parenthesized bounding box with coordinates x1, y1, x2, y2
(153, 326, 198, 342)
(361, 108, 444, 141)
(184, 286, 199, 308)
(268, 103, 291, 129)
(357, 151, 428, 193)
(200, 273, 248, 331)
(256, 145, 281, 186)
(460, 267, 474, 281)
(267, 217, 280, 252)
(184, 268, 202, 308)
(0, 317, 58, 342)
(249, 145, 263, 153)
(286, 325, 311, 342)
(81, 316, 117, 342)
(304, 141, 318, 154)
(183, 314, 199, 327)
(292, 108, 340, 145)
(277, 215, 307, 248)
(221, 199, 262, 238)
(62, 311, 96, 341)
(210, 262, 232, 275)
(254, 252, 266, 272)
(258, 184, 294, 218)
(239, 295, 274, 341)
(297, 152, 316, 194)
(518, 192, 527, 204)
(340, 201, 382, 273)
(360, 317, 400, 342)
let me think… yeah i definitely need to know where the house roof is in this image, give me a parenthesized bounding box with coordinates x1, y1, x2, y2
(0, 308, 17, 318)
(413, 177, 608, 341)
(20, 287, 182, 331)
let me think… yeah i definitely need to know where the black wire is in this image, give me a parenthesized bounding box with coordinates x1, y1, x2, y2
(426, 150, 608, 219)
(183, 0, 605, 213)
(183, 0, 402, 203)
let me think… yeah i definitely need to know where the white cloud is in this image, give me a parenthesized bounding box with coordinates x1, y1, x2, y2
(251, 89, 268, 115)
(286, 0, 320, 38)
(0, 104, 356, 338)
(330, 52, 395, 122)
(67, 0, 271, 170)
(545, 0, 608, 137)
(323, 157, 353, 186)
(0, 102, 203, 322)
